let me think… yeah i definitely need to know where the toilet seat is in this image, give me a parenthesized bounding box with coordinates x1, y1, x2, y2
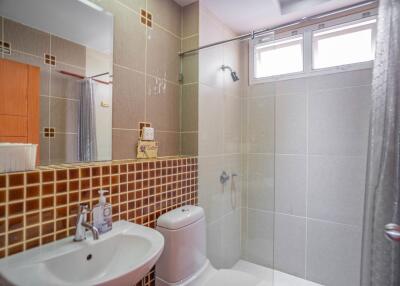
(203, 269, 262, 286)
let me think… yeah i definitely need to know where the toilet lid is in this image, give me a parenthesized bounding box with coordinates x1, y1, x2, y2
(204, 269, 262, 286)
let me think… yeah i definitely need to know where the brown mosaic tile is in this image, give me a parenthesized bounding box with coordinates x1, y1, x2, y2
(0, 175, 5, 189)
(42, 171, 54, 182)
(27, 172, 40, 185)
(9, 188, 24, 201)
(26, 185, 40, 198)
(9, 174, 24, 187)
(56, 170, 67, 181)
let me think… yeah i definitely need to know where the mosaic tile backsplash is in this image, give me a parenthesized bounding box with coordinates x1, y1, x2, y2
(0, 156, 198, 286)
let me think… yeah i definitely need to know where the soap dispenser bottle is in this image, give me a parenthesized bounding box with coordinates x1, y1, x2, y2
(93, 190, 112, 234)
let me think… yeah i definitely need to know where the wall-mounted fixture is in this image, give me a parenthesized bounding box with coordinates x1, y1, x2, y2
(220, 171, 230, 184)
(221, 65, 239, 82)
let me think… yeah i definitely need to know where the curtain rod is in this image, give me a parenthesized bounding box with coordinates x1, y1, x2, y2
(179, 0, 377, 56)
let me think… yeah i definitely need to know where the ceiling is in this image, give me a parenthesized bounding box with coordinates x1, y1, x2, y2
(0, 0, 113, 53)
(175, 0, 367, 34)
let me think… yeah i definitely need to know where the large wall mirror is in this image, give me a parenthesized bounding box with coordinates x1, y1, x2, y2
(0, 0, 113, 168)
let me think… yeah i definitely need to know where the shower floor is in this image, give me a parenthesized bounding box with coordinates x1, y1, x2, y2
(232, 260, 322, 286)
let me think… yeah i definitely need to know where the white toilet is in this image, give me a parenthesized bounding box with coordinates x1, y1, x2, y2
(155, 205, 265, 286)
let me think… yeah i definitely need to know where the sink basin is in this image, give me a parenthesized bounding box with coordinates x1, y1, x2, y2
(0, 221, 164, 286)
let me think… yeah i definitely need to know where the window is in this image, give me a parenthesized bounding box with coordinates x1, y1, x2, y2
(254, 35, 303, 78)
(313, 19, 376, 69)
(250, 12, 377, 84)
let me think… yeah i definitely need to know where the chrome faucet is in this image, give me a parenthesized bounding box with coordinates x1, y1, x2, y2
(74, 204, 100, 241)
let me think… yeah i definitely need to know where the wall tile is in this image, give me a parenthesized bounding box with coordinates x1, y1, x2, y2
(276, 92, 307, 154)
(181, 83, 198, 132)
(3, 18, 50, 57)
(181, 132, 198, 156)
(306, 219, 362, 286)
(182, 52, 199, 84)
(308, 69, 372, 91)
(198, 156, 225, 223)
(116, 0, 146, 12)
(50, 98, 79, 133)
(147, 77, 180, 132)
(50, 35, 86, 68)
(247, 96, 275, 154)
(198, 84, 224, 156)
(207, 219, 223, 268)
(274, 213, 306, 278)
(147, 0, 181, 36)
(275, 155, 306, 216)
(221, 209, 241, 267)
(224, 95, 241, 154)
(112, 129, 138, 160)
(247, 154, 275, 212)
(112, 66, 145, 130)
(199, 46, 224, 89)
(147, 26, 181, 83)
(113, 3, 146, 72)
(182, 2, 199, 38)
(245, 209, 274, 267)
(308, 155, 366, 226)
(50, 133, 78, 164)
(309, 86, 371, 156)
(156, 132, 180, 156)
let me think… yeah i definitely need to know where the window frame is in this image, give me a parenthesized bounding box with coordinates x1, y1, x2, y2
(249, 10, 377, 85)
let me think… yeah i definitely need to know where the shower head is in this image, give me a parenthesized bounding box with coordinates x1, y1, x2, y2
(221, 65, 240, 82)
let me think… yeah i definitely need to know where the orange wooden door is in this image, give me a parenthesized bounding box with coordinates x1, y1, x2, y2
(0, 59, 40, 162)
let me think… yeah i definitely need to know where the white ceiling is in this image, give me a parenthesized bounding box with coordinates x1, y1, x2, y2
(175, 0, 367, 34)
(0, 0, 113, 53)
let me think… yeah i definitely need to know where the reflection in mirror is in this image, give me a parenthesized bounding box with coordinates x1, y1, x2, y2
(0, 0, 113, 170)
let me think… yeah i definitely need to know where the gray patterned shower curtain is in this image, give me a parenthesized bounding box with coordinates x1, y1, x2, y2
(78, 79, 98, 162)
(360, 0, 400, 285)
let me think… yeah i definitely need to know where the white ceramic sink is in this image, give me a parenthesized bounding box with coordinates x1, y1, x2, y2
(0, 221, 164, 286)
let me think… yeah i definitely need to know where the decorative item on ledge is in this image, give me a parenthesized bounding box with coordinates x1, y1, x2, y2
(137, 123, 158, 159)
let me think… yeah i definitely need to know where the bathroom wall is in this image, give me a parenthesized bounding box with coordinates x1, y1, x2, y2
(241, 67, 372, 286)
(180, 2, 199, 156)
(197, 4, 243, 269)
(0, 17, 85, 165)
(0, 156, 198, 285)
(91, 0, 183, 159)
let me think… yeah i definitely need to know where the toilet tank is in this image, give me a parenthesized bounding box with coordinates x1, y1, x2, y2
(156, 205, 206, 284)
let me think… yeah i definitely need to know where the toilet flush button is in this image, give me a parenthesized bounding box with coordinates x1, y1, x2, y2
(181, 208, 190, 213)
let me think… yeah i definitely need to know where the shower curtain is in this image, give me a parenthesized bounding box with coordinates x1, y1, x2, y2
(78, 79, 98, 161)
(361, 0, 400, 285)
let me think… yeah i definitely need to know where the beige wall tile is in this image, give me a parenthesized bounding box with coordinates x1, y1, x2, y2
(181, 83, 198, 132)
(112, 65, 145, 130)
(113, 3, 146, 72)
(147, 25, 181, 83)
(157, 132, 180, 156)
(146, 76, 180, 132)
(181, 132, 198, 156)
(50, 98, 79, 133)
(3, 18, 50, 57)
(50, 65, 82, 100)
(147, 0, 181, 36)
(117, 0, 146, 12)
(112, 129, 139, 160)
(39, 136, 50, 166)
(50, 35, 86, 68)
(40, 96, 50, 131)
(182, 2, 199, 38)
(50, 133, 78, 164)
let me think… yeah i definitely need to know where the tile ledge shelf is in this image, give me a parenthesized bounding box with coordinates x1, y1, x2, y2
(1, 156, 196, 175)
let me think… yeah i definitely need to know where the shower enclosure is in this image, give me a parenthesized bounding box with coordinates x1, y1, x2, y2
(180, 1, 399, 285)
